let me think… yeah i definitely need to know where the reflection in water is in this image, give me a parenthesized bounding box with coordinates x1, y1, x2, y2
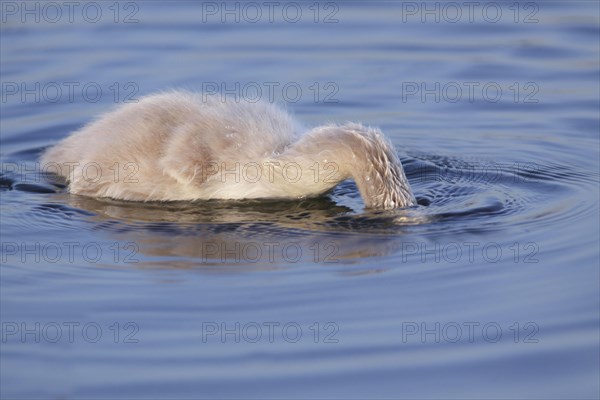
(58, 189, 423, 267)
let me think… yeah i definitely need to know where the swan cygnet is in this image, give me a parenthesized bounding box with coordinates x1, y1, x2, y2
(41, 91, 416, 209)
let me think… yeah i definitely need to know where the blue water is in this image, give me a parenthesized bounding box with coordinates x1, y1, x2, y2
(1, 1, 599, 398)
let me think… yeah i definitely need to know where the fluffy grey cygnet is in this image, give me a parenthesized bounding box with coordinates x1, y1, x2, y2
(41, 91, 416, 209)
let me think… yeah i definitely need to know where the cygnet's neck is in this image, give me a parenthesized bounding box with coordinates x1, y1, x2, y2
(278, 123, 416, 209)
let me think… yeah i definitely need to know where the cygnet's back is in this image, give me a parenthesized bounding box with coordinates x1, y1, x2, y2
(42, 91, 301, 200)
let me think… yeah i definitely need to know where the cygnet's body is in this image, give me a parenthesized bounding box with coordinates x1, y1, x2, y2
(41, 91, 415, 209)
